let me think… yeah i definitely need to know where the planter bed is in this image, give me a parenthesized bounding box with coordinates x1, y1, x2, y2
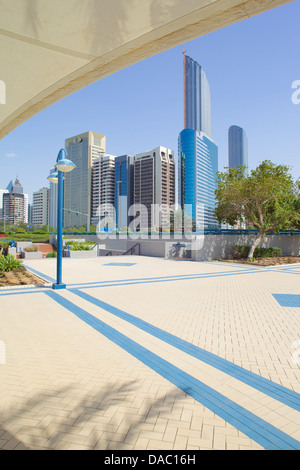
(0, 268, 48, 287)
(218, 255, 300, 266)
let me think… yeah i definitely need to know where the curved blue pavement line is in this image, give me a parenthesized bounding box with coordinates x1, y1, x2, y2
(69, 289, 300, 413)
(44, 290, 300, 450)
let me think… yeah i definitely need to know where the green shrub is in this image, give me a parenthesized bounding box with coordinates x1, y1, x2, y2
(47, 251, 57, 258)
(254, 247, 282, 258)
(230, 245, 250, 259)
(65, 241, 93, 251)
(230, 245, 282, 259)
(0, 255, 23, 272)
(33, 229, 47, 234)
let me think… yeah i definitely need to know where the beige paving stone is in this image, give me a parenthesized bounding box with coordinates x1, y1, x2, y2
(0, 257, 299, 451)
(147, 439, 174, 450)
(173, 434, 188, 449)
(132, 437, 149, 449)
(163, 425, 178, 443)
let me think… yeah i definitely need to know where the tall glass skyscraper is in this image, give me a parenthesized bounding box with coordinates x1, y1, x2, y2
(114, 155, 134, 230)
(179, 53, 218, 229)
(184, 53, 211, 138)
(228, 125, 248, 171)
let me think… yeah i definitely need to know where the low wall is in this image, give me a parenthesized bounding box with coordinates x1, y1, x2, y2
(191, 234, 300, 261)
(66, 250, 97, 259)
(16, 241, 33, 252)
(21, 251, 43, 259)
(50, 233, 300, 261)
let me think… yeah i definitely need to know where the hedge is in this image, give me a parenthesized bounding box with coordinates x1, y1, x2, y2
(230, 245, 282, 259)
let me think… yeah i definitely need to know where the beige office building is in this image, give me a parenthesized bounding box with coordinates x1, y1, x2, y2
(134, 146, 175, 230)
(63, 131, 106, 230)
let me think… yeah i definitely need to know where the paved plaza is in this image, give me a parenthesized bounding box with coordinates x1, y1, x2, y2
(0, 255, 299, 450)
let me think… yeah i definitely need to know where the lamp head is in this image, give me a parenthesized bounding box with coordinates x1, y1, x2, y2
(47, 171, 58, 183)
(55, 159, 76, 173)
(55, 148, 76, 173)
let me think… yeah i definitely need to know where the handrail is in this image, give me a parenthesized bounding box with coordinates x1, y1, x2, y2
(123, 243, 140, 256)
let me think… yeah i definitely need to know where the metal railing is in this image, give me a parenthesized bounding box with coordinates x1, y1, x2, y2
(123, 243, 140, 256)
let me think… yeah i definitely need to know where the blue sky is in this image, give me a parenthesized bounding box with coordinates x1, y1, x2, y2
(0, 1, 299, 202)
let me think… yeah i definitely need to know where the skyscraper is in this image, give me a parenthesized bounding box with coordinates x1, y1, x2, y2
(179, 53, 218, 229)
(228, 125, 248, 171)
(32, 187, 49, 226)
(184, 52, 211, 137)
(0, 189, 8, 220)
(134, 146, 175, 230)
(178, 129, 218, 228)
(3, 178, 25, 224)
(91, 154, 116, 226)
(64, 131, 106, 230)
(114, 155, 134, 230)
(23, 193, 29, 223)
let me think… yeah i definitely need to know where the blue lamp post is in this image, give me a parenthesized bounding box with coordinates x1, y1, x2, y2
(47, 148, 76, 289)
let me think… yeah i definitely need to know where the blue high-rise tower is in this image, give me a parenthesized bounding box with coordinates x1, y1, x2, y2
(179, 52, 218, 229)
(115, 154, 134, 230)
(228, 125, 248, 171)
(184, 53, 211, 137)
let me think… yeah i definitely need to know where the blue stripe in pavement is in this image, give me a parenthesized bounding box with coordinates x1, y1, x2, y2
(0, 288, 48, 296)
(69, 289, 300, 412)
(22, 264, 268, 291)
(43, 290, 300, 450)
(21, 262, 300, 294)
(68, 267, 267, 290)
(23, 265, 56, 284)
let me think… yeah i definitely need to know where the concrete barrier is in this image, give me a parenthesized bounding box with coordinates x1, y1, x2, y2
(50, 233, 300, 261)
(21, 251, 43, 259)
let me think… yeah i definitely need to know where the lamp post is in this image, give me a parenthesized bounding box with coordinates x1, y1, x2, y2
(116, 180, 121, 231)
(47, 148, 76, 289)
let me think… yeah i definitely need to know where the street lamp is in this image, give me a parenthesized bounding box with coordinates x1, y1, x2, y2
(47, 148, 76, 289)
(116, 180, 121, 231)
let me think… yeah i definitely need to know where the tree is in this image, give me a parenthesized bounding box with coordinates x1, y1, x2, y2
(293, 179, 300, 228)
(214, 161, 299, 260)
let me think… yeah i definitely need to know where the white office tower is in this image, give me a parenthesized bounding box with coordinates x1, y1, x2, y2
(0, 189, 8, 220)
(64, 132, 106, 231)
(23, 193, 29, 223)
(92, 154, 116, 226)
(134, 146, 175, 230)
(32, 187, 49, 226)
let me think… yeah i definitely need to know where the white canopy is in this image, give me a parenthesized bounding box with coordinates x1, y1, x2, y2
(0, 0, 292, 140)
